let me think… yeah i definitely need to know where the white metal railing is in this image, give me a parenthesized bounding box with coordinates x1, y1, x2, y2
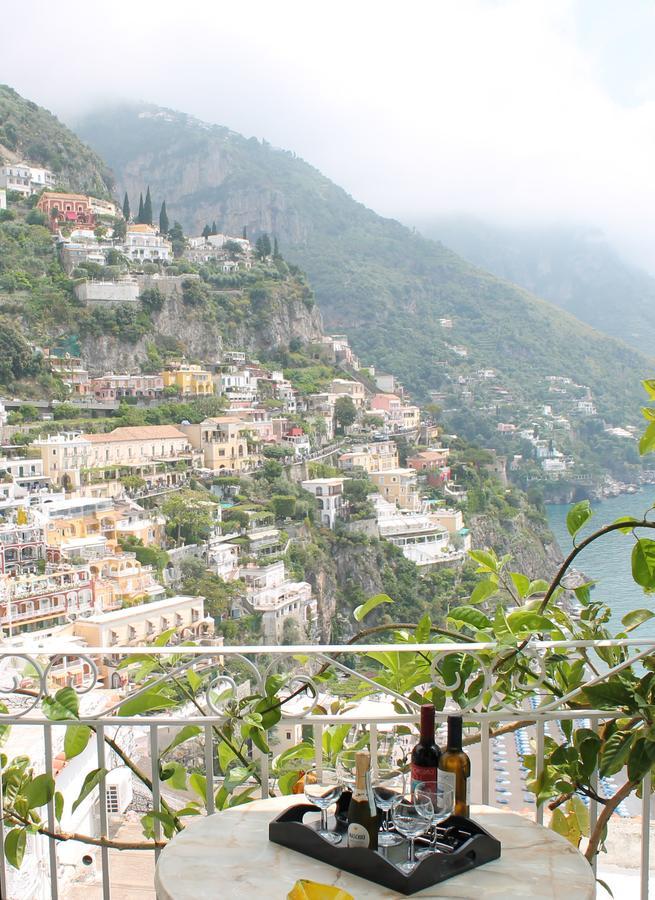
(0, 640, 652, 899)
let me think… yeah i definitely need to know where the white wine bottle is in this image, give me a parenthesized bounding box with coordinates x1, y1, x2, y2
(346, 751, 379, 849)
(438, 715, 471, 817)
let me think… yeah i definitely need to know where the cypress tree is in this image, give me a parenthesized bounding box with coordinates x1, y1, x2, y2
(242, 226, 247, 240)
(137, 193, 144, 224)
(211, 220, 218, 235)
(202, 224, 211, 239)
(122, 192, 130, 220)
(261, 233, 272, 257)
(159, 201, 169, 235)
(273, 236, 280, 258)
(143, 186, 153, 226)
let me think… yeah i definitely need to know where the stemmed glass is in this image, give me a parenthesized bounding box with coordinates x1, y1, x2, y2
(303, 766, 344, 845)
(413, 782, 455, 857)
(392, 793, 434, 872)
(372, 762, 406, 847)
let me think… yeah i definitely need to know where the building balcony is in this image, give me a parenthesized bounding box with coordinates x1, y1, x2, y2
(0, 637, 652, 898)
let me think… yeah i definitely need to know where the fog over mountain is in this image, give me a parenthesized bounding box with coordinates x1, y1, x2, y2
(3, 0, 655, 278)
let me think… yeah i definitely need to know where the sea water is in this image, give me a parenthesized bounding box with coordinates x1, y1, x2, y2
(546, 490, 655, 640)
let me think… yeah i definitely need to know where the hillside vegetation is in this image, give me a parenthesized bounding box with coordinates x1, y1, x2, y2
(0, 196, 321, 390)
(0, 84, 113, 197)
(75, 103, 652, 427)
(423, 216, 655, 356)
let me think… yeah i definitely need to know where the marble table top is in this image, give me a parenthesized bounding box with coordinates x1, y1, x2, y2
(154, 795, 595, 899)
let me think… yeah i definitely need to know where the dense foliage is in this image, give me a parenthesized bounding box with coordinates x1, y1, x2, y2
(0, 84, 113, 195)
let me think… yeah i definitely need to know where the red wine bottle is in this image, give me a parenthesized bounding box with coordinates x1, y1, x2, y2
(410, 704, 440, 790)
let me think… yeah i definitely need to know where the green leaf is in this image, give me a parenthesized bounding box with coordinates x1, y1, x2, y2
(217, 740, 237, 773)
(579, 737, 600, 779)
(414, 614, 431, 643)
(506, 609, 559, 635)
(571, 794, 590, 836)
(186, 669, 202, 693)
(640, 421, 655, 455)
(153, 628, 176, 647)
(613, 516, 639, 535)
(4, 828, 26, 869)
(54, 791, 64, 822)
(161, 725, 202, 757)
(223, 766, 252, 792)
(265, 674, 287, 697)
(189, 772, 207, 803)
(160, 761, 188, 791)
(25, 773, 55, 809)
(118, 688, 172, 716)
(469, 577, 498, 605)
(43, 686, 79, 721)
(72, 767, 108, 814)
(632, 539, 655, 591)
(278, 771, 301, 794)
(64, 724, 92, 760)
(250, 728, 270, 755)
(353, 593, 394, 622)
(527, 579, 550, 597)
(621, 608, 655, 632)
(510, 572, 530, 598)
(468, 549, 498, 573)
(600, 731, 633, 777)
(583, 681, 633, 709)
(447, 606, 491, 631)
(566, 500, 592, 538)
(642, 379, 655, 400)
(627, 737, 655, 783)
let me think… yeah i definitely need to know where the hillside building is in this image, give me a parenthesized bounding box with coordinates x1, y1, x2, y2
(1, 162, 56, 196)
(124, 224, 172, 262)
(180, 417, 257, 473)
(301, 477, 347, 529)
(162, 364, 214, 396)
(241, 561, 316, 643)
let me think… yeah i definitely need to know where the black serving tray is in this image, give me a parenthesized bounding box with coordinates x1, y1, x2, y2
(269, 792, 501, 896)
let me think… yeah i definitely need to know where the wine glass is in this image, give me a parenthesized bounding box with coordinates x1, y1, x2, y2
(303, 767, 344, 845)
(392, 794, 433, 872)
(413, 782, 455, 858)
(372, 762, 406, 847)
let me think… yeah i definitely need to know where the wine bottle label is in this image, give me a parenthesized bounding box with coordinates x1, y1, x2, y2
(347, 822, 371, 848)
(411, 764, 437, 790)
(438, 770, 456, 795)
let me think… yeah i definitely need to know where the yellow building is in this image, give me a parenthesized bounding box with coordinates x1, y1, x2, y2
(89, 555, 165, 607)
(41, 497, 122, 555)
(162, 365, 214, 396)
(369, 468, 420, 510)
(180, 417, 258, 473)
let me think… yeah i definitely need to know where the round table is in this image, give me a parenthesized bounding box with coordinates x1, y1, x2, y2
(154, 796, 595, 899)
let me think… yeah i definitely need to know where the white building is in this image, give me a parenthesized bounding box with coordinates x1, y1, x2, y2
(242, 561, 316, 643)
(123, 225, 172, 262)
(0, 162, 56, 196)
(301, 477, 347, 529)
(373, 496, 467, 569)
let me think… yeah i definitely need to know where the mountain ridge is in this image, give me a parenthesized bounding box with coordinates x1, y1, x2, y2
(0, 84, 113, 197)
(420, 215, 655, 356)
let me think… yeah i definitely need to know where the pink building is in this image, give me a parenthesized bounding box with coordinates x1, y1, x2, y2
(88, 373, 164, 402)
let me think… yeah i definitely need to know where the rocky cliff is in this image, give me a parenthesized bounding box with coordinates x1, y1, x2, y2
(468, 510, 561, 580)
(79, 277, 323, 374)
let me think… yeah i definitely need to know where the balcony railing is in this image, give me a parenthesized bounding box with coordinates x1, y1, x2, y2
(0, 639, 652, 899)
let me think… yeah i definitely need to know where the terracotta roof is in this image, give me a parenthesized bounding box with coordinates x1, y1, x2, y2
(83, 426, 188, 443)
(127, 224, 157, 233)
(39, 191, 89, 202)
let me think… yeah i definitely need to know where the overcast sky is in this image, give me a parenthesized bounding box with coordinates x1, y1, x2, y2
(3, 0, 655, 267)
